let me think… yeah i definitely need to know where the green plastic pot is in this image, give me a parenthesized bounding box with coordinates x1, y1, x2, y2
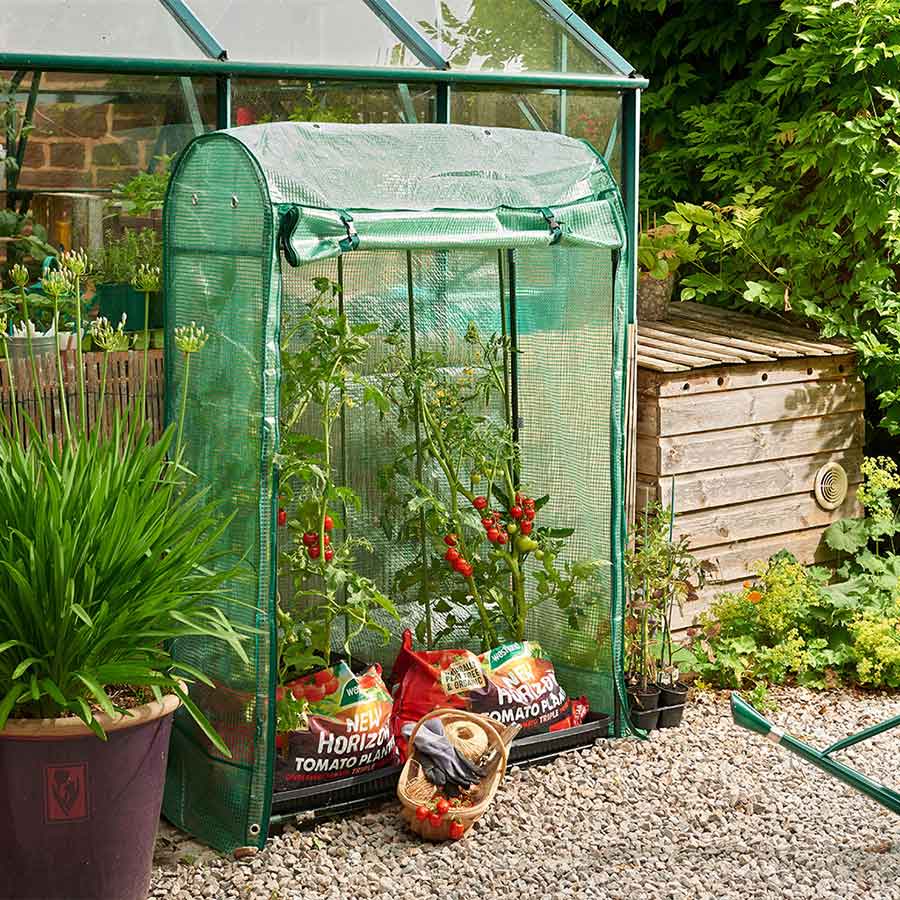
(95, 283, 163, 331)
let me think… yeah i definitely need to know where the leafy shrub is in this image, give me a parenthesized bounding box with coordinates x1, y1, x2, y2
(692, 455, 900, 693)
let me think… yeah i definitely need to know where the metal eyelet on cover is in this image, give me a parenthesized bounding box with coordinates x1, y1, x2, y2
(248, 823, 261, 836)
(231, 195, 239, 208)
(191, 193, 199, 206)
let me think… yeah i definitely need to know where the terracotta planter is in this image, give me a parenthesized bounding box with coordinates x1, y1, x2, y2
(637, 271, 675, 321)
(0, 692, 181, 900)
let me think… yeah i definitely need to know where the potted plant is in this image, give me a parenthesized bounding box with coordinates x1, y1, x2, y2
(91, 227, 164, 341)
(637, 220, 698, 321)
(625, 501, 706, 730)
(0, 254, 247, 900)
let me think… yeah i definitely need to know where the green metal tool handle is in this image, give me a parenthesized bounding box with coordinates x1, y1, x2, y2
(731, 692, 900, 816)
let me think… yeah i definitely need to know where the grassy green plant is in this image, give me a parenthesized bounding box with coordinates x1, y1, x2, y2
(0, 416, 247, 752)
(0, 250, 248, 756)
(91, 228, 162, 285)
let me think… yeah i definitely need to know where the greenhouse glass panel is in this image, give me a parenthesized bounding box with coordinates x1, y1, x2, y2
(231, 79, 435, 126)
(450, 87, 622, 171)
(0, 1, 204, 60)
(388, 0, 615, 73)
(188, 0, 425, 68)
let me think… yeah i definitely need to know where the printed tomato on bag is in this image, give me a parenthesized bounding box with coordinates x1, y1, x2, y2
(390, 630, 588, 758)
(274, 661, 400, 790)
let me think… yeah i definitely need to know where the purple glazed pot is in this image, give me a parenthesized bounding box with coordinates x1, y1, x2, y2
(0, 693, 180, 900)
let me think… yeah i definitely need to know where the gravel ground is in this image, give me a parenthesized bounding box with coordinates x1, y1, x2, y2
(150, 689, 900, 900)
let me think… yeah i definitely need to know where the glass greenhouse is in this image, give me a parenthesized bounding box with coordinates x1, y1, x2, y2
(0, 1, 644, 853)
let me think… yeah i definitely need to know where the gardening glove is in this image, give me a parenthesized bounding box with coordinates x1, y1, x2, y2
(402, 720, 487, 790)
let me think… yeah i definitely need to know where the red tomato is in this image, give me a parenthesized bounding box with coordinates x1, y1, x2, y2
(322, 534, 331, 546)
(444, 534, 458, 546)
(304, 684, 326, 703)
(313, 669, 332, 685)
(415, 805, 429, 821)
(428, 811, 443, 827)
(449, 820, 465, 840)
(459, 563, 473, 578)
(277, 508, 287, 527)
(524, 508, 535, 521)
(302, 532, 317, 546)
(275, 685, 285, 701)
(486, 528, 499, 542)
(510, 506, 523, 520)
(473, 496, 487, 510)
(436, 798, 450, 815)
(452, 557, 468, 573)
(520, 521, 533, 535)
(308, 545, 321, 559)
(481, 518, 493, 529)
(445, 548, 460, 563)
(322, 677, 340, 697)
(324, 549, 334, 562)
(497, 532, 508, 545)
(324, 515, 334, 530)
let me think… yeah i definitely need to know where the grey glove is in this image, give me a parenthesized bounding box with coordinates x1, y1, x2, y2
(402, 719, 487, 791)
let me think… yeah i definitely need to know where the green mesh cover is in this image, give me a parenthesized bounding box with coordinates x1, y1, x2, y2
(163, 123, 630, 852)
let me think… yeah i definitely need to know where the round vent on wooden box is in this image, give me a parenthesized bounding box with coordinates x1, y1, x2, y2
(814, 462, 848, 510)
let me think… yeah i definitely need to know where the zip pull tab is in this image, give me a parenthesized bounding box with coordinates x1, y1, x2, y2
(278, 204, 301, 267)
(338, 210, 359, 253)
(541, 207, 562, 245)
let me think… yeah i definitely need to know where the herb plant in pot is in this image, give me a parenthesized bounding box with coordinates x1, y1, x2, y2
(637, 222, 698, 321)
(0, 256, 246, 900)
(91, 227, 164, 337)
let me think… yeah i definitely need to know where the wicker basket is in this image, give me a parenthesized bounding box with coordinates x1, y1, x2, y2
(397, 708, 516, 841)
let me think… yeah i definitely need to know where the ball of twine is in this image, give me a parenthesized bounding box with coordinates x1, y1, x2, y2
(445, 719, 490, 761)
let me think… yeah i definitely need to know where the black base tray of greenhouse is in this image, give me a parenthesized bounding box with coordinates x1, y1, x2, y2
(269, 713, 612, 825)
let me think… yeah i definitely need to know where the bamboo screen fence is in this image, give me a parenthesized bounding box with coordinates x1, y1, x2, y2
(0, 349, 165, 442)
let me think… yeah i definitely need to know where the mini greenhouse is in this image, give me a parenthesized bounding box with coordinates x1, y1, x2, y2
(162, 121, 631, 850)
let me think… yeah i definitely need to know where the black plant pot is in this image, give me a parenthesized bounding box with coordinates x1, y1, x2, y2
(657, 703, 686, 729)
(630, 706, 661, 730)
(658, 681, 688, 707)
(627, 683, 660, 711)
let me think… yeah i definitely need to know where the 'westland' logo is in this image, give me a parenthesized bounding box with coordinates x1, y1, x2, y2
(45, 763, 88, 823)
(488, 643, 524, 670)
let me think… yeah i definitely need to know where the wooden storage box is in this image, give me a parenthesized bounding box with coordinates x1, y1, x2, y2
(635, 303, 864, 628)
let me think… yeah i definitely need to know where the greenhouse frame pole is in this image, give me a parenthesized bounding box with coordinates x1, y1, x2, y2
(0, 54, 648, 90)
(621, 89, 640, 324)
(216, 76, 232, 129)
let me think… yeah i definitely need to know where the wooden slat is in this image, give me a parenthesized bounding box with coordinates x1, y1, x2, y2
(651, 449, 862, 513)
(672, 301, 852, 350)
(636, 354, 690, 373)
(637, 332, 746, 365)
(671, 304, 850, 356)
(672, 489, 861, 549)
(639, 322, 777, 362)
(647, 354, 856, 398)
(639, 410, 865, 476)
(0, 350, 164, 441)
(645, 378, 864, 437)
(693, 527, 838, 587)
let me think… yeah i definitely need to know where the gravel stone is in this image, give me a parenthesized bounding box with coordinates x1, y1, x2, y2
(151, 689, 900, 899)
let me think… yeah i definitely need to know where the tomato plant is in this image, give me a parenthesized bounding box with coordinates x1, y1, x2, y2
(379, 320, 604, 650)
(275, 278, 398, 688)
